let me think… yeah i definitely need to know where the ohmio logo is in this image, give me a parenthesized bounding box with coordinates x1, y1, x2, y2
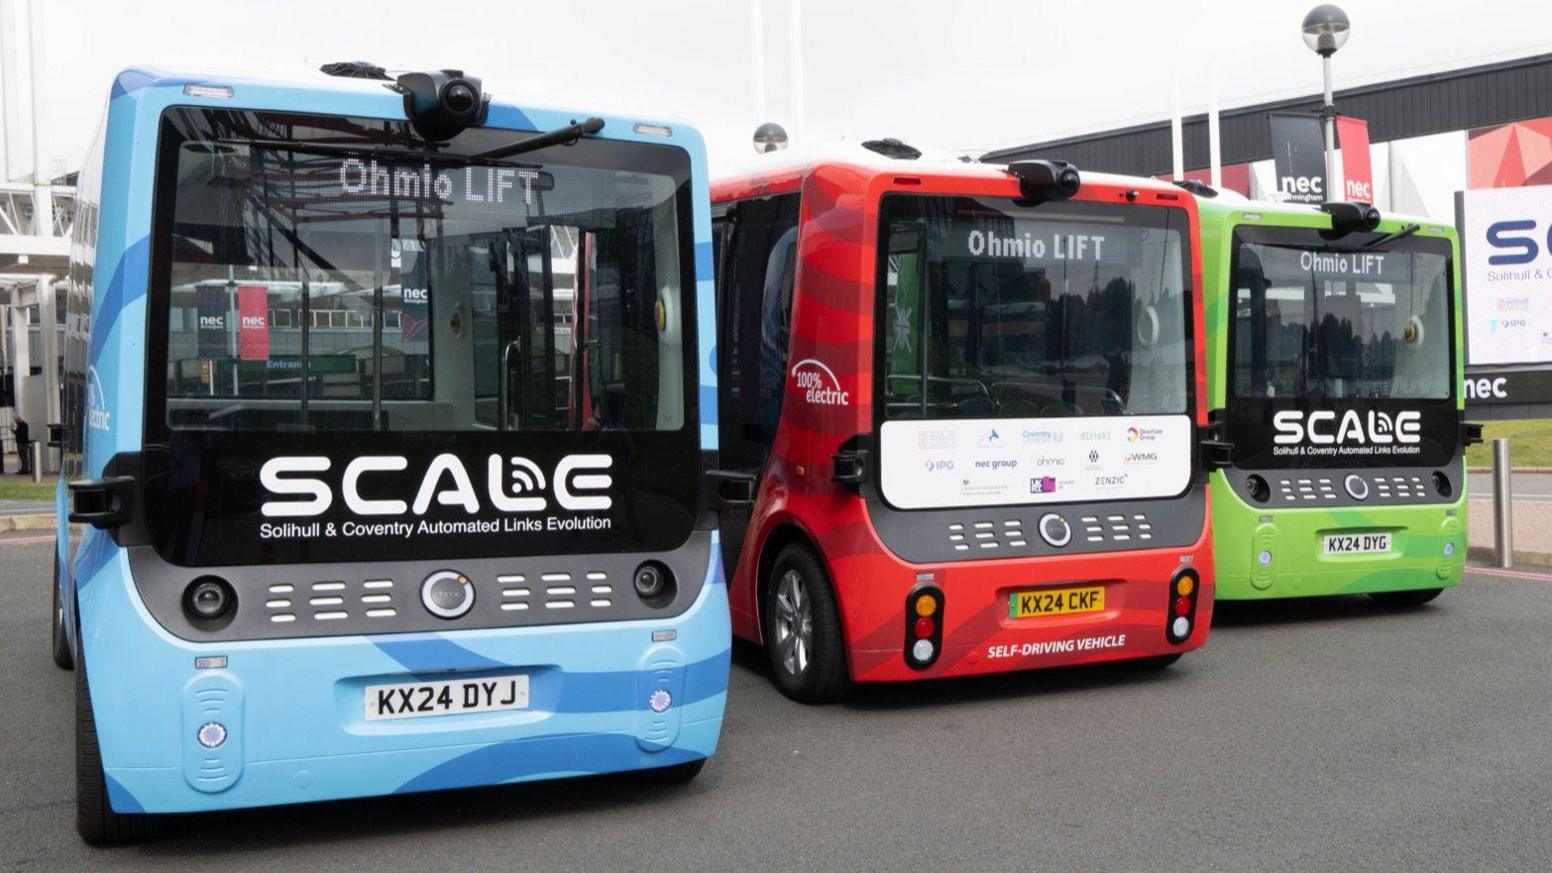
(1272, 410, 1421, 445)
(260, 453, 612, 518)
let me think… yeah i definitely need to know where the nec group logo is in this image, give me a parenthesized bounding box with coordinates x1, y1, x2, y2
(85, 366, 110, 432)
(260, 453, 613, 518)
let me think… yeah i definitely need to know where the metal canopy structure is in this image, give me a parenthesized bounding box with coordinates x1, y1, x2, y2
(0, 0, 71, 473)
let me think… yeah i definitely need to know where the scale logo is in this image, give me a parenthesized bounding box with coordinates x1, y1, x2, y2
(1272, 409, 1421, 445)
(790, 358, 850, 406)
(85, 367, 110, 432)
(260, 453, 613, 517)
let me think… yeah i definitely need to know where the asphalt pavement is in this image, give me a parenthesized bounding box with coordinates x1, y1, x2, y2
(1468, 471, 1552, 503)
(2, 539, 1551, 872)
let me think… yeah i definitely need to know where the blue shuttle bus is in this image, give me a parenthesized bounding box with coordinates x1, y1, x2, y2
(54, 67, 729, 844)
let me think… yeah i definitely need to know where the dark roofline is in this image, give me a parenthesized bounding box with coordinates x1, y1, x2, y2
(983, 51, 1552, 175)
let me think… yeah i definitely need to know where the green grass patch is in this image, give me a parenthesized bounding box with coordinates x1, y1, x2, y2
(0, 478, 57, 502)
(1466, 419, 1552, 468)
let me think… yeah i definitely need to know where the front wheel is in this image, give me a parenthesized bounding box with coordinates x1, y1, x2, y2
(51, 552, 73, 670)
(763, 544, 851, 704)
(76, 641, 152, 845)
(1368, 588, 1443, 607)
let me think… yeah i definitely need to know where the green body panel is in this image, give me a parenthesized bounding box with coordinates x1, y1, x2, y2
(1196, 199, 1468, 600)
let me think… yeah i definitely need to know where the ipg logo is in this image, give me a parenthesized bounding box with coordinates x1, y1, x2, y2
(1490, 318, 1528, 334)
(1486, 219, 1552, 265)
(924, 458, 955, 473)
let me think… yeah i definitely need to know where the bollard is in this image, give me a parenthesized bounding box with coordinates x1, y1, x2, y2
(30, 442, 40, 484)
(1492, 437, 1512, 569)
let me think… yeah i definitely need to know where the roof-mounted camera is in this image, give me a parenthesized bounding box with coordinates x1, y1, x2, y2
(1007, 160, 1081, 203)
(394, 69, 490, 142)
(1320, 200, 1382, 236)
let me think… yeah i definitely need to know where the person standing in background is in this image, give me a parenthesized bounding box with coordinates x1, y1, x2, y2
(13, 414, 31, 476)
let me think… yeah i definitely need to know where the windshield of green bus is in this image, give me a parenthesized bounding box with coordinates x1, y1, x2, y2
(1230, 229, 1453, 401)
(879, 196, 1190, 421)
(153, 107, 693, 435)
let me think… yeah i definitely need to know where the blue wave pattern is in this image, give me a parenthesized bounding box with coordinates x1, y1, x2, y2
(64, 69, 730, 814)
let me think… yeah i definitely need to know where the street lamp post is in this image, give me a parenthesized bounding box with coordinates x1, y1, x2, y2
(1302, 4, 1351, 201)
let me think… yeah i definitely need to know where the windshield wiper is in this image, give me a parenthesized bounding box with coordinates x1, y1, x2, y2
(477, 117, 605, 161)
(1364, 222, 1420, 249)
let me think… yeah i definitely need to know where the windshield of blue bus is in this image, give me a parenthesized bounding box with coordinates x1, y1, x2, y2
(1230, 230, 1453, 401)
(154, 107, 692, 434)
(142, 107, 702, 565)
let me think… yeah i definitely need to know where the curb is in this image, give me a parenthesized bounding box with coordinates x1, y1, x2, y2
(1466, 467, 1552, 474)
(1468, 545, 1552, 568)
(0, 512, 55, 532)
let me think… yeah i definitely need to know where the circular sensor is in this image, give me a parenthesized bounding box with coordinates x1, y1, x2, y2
(1344, 474, 1370, 501)
(421, 570, 475, 619)
(1038, 513, 1072, 548)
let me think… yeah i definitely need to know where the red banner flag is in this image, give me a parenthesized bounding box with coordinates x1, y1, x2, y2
(237, 285, 269, 361)
(1335, 116, 1374, 203)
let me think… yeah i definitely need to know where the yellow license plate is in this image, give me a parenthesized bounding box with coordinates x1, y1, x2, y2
(1009, 586, 1105, 619)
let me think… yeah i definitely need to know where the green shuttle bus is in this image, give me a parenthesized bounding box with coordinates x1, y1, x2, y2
(1197, 195, 1481, 602)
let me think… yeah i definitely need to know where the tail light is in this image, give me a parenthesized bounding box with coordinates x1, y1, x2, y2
(904, 585, 944, 670)
(1166, 568, 1201, 645)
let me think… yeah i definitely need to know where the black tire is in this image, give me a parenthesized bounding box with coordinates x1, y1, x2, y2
(763, 543, 851, 704)
(76, 639, 152, 845)
(52, 552, 74, 670)
(627, 757, 706, 785)
(1368, 587, 1443, 607)
(1126, 653, 1183, 670)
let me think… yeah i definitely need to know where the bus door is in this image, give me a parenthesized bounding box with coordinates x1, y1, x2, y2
(713, 193, 799, 572)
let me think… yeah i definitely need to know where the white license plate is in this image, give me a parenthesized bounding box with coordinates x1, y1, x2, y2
(1322, 532, 1392, 555)
(364, 675, 529, 721)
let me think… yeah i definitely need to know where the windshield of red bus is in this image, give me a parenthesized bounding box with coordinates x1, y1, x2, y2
(879, 196, 1190, 421)
(875, 194, 1195, 511)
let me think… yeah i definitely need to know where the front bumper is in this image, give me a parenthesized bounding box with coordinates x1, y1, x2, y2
(76, 535, 730, 815)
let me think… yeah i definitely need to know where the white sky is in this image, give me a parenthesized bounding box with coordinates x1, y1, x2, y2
(16, 0, 1552, 178)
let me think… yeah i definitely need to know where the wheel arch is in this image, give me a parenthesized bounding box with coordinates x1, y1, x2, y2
(752, 519, 834, 647)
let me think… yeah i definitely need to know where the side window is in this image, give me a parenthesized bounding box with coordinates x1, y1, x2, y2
(716, 193, 800, 469)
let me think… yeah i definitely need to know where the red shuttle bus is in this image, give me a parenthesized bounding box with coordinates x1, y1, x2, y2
(711, 148, 1217, 701)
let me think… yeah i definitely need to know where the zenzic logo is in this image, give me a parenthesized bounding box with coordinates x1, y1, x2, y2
(85, 366, 110, 432)
(260, 453, 613, 518)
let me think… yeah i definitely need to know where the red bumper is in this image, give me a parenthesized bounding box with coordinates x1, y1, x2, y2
(836, 537, 1214, 683)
